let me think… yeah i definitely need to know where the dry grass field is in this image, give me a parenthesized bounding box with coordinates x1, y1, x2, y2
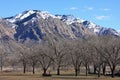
(0, 71, 120, 80)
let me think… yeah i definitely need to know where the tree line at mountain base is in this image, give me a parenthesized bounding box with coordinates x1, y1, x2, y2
(0, 36, 120, 78)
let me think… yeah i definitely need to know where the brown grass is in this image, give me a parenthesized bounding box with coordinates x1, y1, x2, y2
(0, 72, 120, 80)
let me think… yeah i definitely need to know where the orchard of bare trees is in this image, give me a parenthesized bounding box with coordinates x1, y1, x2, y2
(0, 36, 120, 78)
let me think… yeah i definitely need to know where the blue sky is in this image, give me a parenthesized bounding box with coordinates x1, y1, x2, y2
(0, 0, 120, 30)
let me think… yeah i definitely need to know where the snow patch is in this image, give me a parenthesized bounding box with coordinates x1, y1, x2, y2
(55, 15, 84, 25)
(23, 22, 28, 26)
(15, 13, 22, 19)
(88, 22, 96, 28)
(94, 28, 100, 33)
(12, 25, 16, 28)
(7, 19, 16, 23)
(20, 10, 35, 20)
(55, 15, 62, 19)
(38, 11, 56, 19)
(64, 18, 84, 25)
(75, 18, 84, 23)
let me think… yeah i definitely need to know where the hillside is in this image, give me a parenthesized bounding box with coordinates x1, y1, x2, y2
(0, 10, 118, 43)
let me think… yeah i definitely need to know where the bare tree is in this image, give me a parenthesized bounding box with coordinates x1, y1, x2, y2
(8, 55, 19, 71)
(27, 46, 39, 74)
(89, 36, 105, 77)
(16, 45, 29, 74)
(92, 51, 103, 77)
(99, 37, 120, 78)
(68, 40, 83, 76)
(0, 39, 14, 71)
(47, 39, 68, 75)
(92, 36, 120, 78)
(81, 41, 92, 76)
(37, 44, 53, 76)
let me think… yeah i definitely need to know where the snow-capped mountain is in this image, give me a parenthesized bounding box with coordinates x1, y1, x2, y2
(82, 20, 120, 36)
(3, 10, 120, 43)
(54, 14, 120, 37)
(6, 10, 58, 23)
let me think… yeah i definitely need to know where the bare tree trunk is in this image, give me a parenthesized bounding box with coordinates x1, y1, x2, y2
(102, 64, 106, 76)
(85, 64, 88, 76)
(0, 62, 2, 71)
(23, 61, 26, 74)
(0, 64, 2, 71)
(88, 65, 90, 74)
(111, 69, 115, 78)
(75, 68, 78, 76)
(98, 66, 101, 77)
(111, 65, 115, 78)
(0, 56, 3, 71)
(23, 64, 26, 73)
(43, 68, 47, 75)
(78, 67, 80, 74)
(32, 63, 35, 74)
(94, 65, 97, 74)
(57, 66, 60, 75)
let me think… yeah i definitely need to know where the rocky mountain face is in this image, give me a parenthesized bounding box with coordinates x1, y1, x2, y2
(0, 19, 20, 52)
(0, 19, 15, 40)
(0, 10, 119, 44)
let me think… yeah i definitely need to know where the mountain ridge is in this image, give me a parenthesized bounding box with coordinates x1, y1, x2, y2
(1, 10, 119, 43)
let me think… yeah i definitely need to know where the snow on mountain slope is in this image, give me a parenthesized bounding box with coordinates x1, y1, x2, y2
(6, 10, 58, 23)
(82, 20, 101, 33)
(4, 10, 120, 42)
(55, 15, 84, 25)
